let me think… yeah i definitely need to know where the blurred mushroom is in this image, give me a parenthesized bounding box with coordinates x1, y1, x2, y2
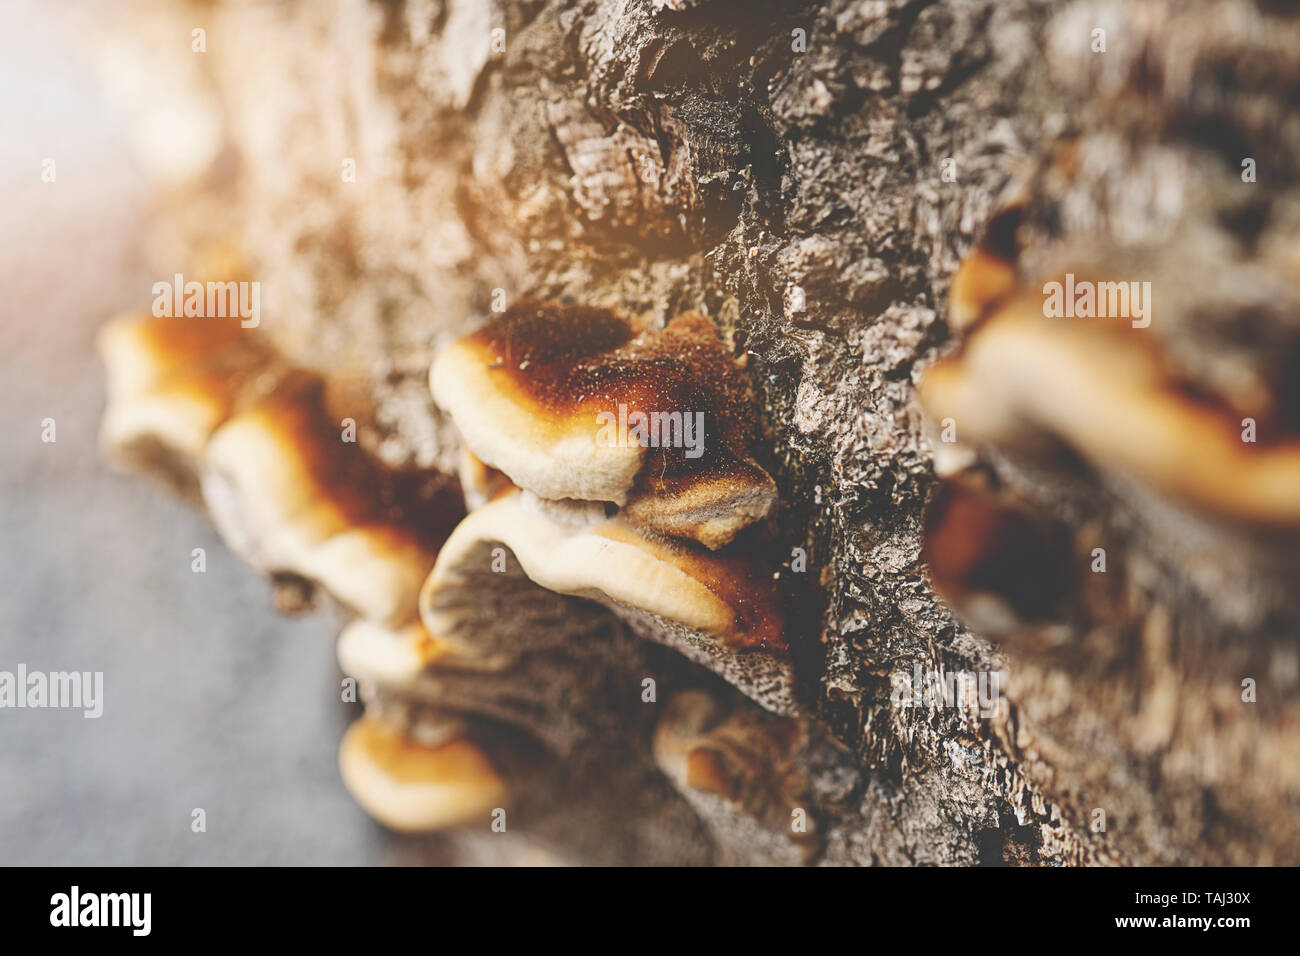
(200, 373, 463, 627)
(339, 716, 507, 833)
(99, 305, 465, 625)
(653, 689, 821, 865)
(947, 206, 1022, 332)
(338, 618, 459, 687)
(923, 477, 1077, 635)
(920, 290, 1300, 531)
(430, 301, 777, 550)
(97, 311, 277, 496)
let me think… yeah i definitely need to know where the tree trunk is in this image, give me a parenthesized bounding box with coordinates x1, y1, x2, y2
(100, 0, 1300, 864)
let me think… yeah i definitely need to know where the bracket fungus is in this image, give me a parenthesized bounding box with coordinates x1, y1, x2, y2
(945, 206, 1022, 334)
(201, 374, 462, 627)
(338, 619, 461, 690)
(98, 307, 464, 628)
(430, 302, 778, 550)
(653, 689, 821, 865)
(339, 716, 507, 833)
(97, 311, 277, 495)
(99, 291, 807, 845)
(417, 486, 795, 714)
(83, 0, 1300, 867)
(336, 592, 764, 845)
(921, 266, 1300, 534)
(425, 302, 797, 714)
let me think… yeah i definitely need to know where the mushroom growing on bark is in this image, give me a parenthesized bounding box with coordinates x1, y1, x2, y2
(425, 303, 797, 714)
(339, 716, 508, 833)
(89, 0, 1300, 867)
(920, 286, 1300, 531)
(416, 486, 794, 713)
(97, 310, 277, 496)
(653, 689, 824, 865)
(200, 373, 461, 627)
(98, 305, 464, 626)
(430, 302, 778, 550)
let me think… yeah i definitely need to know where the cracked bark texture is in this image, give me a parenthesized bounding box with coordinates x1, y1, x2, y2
(101, 0, 1300, 864)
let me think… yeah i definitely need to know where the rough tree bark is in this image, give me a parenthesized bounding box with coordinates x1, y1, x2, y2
(99, 0, 1300, 864)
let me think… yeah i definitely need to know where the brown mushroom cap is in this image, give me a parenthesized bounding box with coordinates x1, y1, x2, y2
(201, 374, 463, 626)
(430, 302, 776, 549)
(97, 311, 275, 489)
(338, 716, 505, 833)
(99, 308, 466, 626)
(920, 292, 1300, 530)
(99, 310, 258, 399)
(948, 245, 1019, 333)
(947, 206, 1022, 332)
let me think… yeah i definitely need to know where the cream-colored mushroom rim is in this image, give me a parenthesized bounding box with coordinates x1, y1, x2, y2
(920, 296, 1300, 527)
(420, 490, 736, 645)
(337, 619, 468, 688)
(201, 402, 439, 628)
(339, 717, 505, 833)
(96, 312, 267, 463)
(101, 377, 238, 463)
(97, 311, 250, 399)
(457, 446, 512, 512)
(431, 339, 643, 503)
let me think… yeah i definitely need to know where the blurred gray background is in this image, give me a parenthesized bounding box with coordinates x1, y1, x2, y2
(0, 1, 441, 865)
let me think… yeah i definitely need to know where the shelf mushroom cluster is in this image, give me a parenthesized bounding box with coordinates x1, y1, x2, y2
(99, 311, 463, 627)
(99, 297, 823, 853)
(420, 302, 796, 713)
(99, 310, 511, 831)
